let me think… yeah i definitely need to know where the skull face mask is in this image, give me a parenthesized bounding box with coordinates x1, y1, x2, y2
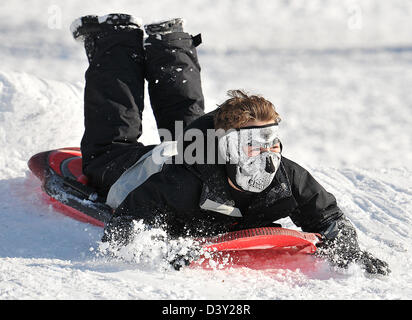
(218, 123, 281, 193)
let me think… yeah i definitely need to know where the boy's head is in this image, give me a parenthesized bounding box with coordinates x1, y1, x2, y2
(215, 90, 282, 193)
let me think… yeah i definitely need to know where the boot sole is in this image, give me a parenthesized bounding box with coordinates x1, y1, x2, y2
(70, 13, 143, 41)
(144, 18, 185, 35)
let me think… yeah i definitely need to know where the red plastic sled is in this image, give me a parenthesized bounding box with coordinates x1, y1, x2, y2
(28, 147, 112, 228)
(192, 227, 320, 270)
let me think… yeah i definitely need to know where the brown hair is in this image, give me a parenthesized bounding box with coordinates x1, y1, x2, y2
(214, 90, 281, 130)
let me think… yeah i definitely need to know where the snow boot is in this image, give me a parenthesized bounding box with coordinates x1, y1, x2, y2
(144, 18, 184, 36)
(70, 13, 142, 62)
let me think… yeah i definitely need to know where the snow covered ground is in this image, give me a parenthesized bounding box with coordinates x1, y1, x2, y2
(1, 0, 412, 300)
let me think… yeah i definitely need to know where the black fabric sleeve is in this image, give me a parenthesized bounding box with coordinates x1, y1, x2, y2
(283, 158, 344, 233)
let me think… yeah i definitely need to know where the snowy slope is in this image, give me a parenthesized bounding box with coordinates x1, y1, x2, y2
(1, 0, 412, 300)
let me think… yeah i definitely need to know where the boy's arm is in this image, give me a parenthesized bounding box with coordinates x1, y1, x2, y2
(283, 158, 390, 275)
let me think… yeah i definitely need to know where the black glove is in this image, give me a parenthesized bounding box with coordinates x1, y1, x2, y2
(170, 254, 193, 270)
(316, 218, 390, 276)
(101, 216, 137, 246)
(169, 245, 202, 271)
(356, 250, 391, 275)
(102, 217, 201, 270)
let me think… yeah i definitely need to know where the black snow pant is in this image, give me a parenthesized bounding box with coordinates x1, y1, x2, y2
(80, 29, 205, 196)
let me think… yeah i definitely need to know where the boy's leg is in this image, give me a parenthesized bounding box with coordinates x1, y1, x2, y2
(144, 19, 205, 140)
(72, 14, 154, 195)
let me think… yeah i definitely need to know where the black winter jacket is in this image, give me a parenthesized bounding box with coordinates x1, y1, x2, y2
(112, 111, 344, 237)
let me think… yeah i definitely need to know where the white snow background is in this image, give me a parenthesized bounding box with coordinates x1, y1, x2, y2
(0, 0, 412, 300)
